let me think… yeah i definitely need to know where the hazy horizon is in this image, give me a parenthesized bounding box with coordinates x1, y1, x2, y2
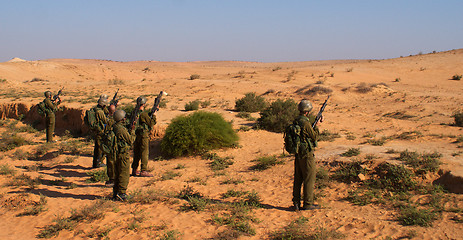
(1, 1, 462, 63)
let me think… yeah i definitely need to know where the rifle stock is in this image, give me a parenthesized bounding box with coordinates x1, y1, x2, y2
(312, 95, 330, 128)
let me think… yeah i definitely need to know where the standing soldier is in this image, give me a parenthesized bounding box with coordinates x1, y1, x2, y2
(92, 96, 110, 168)
(42, 90, 61, 142)
(131, 96, 156, 177)
(105, 104, 117, 187)
(292, 99, 320, 211)
(112, 109, 134, 201)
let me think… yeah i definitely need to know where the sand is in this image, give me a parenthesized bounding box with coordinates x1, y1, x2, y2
(0, 49, 462, 239)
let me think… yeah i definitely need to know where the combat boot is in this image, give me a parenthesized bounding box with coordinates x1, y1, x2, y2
(114, 193, 128, 201)
(139, 171, 153, 177)
(131, 169, 140, 176)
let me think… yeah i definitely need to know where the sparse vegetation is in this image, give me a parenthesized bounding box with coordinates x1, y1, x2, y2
(269, 216, 344, 240)
(0, 133, 27, 152)
(397, 150, 441, 174)
(17, 194, 48, 216)
(235, 92, 268, 113)
(249, 155, 284, 171)
(0, 164, 16, 175)
(341, 148, 361, 157)
(203, 152, 234, 171)
(161, 111, 239, 157)
(86, 169, 109, 183)
(332, 159, 366, 183)
(318, 129, 341, 142)
(189, 74, 200, 80)
(398, 205, 437, 227)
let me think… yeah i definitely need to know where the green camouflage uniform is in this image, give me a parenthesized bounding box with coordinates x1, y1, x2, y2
(43, 98, 59, 142)
(106, 116, 116, 182)
(113, 121, 134, 196)
(293, 114, 319, 207)
(92, 105, 109, 168)
(132, 111, 156, 172)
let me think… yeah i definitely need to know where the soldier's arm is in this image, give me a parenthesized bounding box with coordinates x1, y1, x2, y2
(301, 117, 318, 142)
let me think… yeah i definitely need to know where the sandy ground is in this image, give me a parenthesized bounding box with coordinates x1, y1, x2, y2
(0, 50, 462, 239)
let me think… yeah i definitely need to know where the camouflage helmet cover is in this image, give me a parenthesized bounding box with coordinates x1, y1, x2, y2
(137, 96, 147, 105)
(98, 97, 110, 106)
(298, 99, 313, 112)
(114, 109, 126, 122)
(100, 94, 109, 99)
(44, 91, 52, 98)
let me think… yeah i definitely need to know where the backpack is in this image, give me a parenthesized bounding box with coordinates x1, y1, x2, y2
(100, 125, 117, 156)
(84, 107, 98, 130)
(284, 121, 301, 154)
(37, 101, 47, 116)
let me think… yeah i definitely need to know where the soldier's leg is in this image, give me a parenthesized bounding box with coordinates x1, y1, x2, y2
(140, 135, 149, 171)
(118, 152, 131, 196)
(106, 154, 115, 183)
(45, 116, 53, 142)
(93, 136, 104, 168)
(292, 155, 303, 204)
(113, 156, 121, 198)
(131, 135, 141, 174)
(302, 152, 316, 207)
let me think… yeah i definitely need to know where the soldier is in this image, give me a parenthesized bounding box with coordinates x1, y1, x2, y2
(131, 96, 156, 177)
(42, 91, 61, 142)
(92, 96, 110, 168)
(112, 109, 134, 201)
(292, 99, 320, 211)
(105, 104, 117, 187)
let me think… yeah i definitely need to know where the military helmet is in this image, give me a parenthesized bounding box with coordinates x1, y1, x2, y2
(98, 97, 110, 106)
(114, 109, 126, 122)
(44, 91, 52, 98)
(100, 94, 109, 99)
(298, 99, 313, 112)
(137, 96, 147, 105)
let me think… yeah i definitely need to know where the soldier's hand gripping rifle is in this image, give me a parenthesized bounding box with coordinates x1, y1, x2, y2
(128, 102, 141, 130)
(110, 89, 119, 107)
(52, 87, 64, 102)
(312, 95, 330, 128)
(149, 91, 168, 118)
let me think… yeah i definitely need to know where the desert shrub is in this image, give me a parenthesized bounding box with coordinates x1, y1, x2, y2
(451, 74, 462, 80)
(452, 111, 463, 127)
(269, 217, 344, 240)
(398, 205, 437, 227)
(332, 160, 366, 183)
(356, 83, 372, 93)
(17, 194, 48, 216)
(341, 148, 360, 157)
(368, 162, 416, 192)
(159, 170, 181, 181)
(305, 86, 333, 95)
(184, 100, 200, 111)
(345, 189, 379, 206)
(203, 153, 234, 171)
(318, 129, 341, 142)
(37, 215, 75, 238)
(86, 169, 108, 183)
(0, 164, 16, 175)
(161, 111, 238, 157)
(316, 167, 331, 189)
(397, 150, 441, 174)
(235, 92, 268, 113)
(0, 133, 27, 152)
(257, 99, 298, 133)
(249, 155, 284, 171)
(189, 74, 200, 80)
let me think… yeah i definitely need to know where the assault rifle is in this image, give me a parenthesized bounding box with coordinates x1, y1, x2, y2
(111, 89, 119, 107)
(312, 95, 330, 128)
(149, 91, 168, 118)
(52, 87, 64, 102)
(129, 101, 141, 130)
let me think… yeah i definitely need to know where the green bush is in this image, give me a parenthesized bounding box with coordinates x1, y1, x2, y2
(452, 111, 463, 127)
(249, 155, 284, 171)
(235, 92, 268, 113)
(332, 160, 366, 183)
(341, 148, 361, 157)
(451, 74, 462, 80)
(257, 99, 299, 133)
(368, 162, 416, 192)
(161, 111, 239, 157)
(398, 150, 441, 174)
(184, 100, 200, 111)
(398, 205, 437, 227)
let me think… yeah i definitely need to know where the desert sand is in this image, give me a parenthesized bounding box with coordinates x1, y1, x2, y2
(0, 49, 462, 239)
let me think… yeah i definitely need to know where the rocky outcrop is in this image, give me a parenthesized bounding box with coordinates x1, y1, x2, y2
(0, 103, 89, 136)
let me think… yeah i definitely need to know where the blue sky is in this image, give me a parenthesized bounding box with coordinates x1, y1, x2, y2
(1, 0, 462, 62)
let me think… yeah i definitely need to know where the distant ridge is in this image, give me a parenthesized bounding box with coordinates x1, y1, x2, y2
(7, 57, 27, 62)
